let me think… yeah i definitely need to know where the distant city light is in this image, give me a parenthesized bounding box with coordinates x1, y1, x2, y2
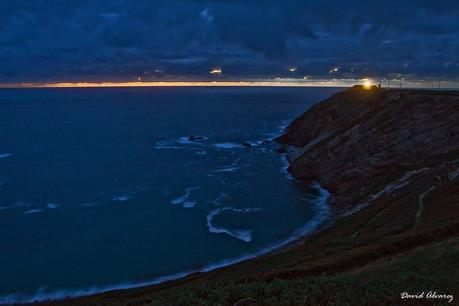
(210, 68, 222, 74)
(329, 67, 339, 74)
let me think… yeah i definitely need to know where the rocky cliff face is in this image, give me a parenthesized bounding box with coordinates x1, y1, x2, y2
(277, 87, 459, 217)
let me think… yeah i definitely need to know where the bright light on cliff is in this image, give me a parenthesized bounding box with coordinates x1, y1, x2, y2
(363, 79, 373, 89)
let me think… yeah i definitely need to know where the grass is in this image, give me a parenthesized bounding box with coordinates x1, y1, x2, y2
(149, 238, 459, 306)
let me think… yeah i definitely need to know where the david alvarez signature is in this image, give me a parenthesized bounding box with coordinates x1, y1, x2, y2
(401, 291, 454, 303)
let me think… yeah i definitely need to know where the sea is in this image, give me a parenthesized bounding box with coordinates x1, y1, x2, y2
(0, 86, 341, 303)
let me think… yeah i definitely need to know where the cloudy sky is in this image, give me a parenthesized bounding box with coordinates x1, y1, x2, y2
(0, 0, 458, 84)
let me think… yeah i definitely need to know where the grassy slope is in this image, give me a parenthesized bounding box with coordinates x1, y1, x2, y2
(150, 237, 459, 306)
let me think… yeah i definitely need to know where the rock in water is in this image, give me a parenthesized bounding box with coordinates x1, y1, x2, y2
(188, 135, 206, 142)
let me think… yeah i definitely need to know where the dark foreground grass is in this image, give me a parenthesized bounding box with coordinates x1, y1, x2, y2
(149, 238, 459, 306)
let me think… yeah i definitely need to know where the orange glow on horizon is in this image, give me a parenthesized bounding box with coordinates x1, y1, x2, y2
(2, 78, 453, 89)
(3, 80, 358, 88)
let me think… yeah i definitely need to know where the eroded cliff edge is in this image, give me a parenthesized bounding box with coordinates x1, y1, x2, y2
(277, 87, 459, 222)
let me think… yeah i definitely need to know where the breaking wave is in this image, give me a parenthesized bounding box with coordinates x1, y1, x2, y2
(206, 207, 261, 242)
(0, 182, 329, 305)
(0, 153, 12, 159)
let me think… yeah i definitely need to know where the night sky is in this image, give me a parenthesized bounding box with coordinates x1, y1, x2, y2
(0, 0, 458, 84)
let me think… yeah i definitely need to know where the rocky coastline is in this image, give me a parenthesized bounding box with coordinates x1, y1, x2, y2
(277, 87, 459, 218)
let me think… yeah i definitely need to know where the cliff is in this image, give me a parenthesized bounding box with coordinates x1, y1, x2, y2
(278, 88, 459, 219)
(47, 88, 459, 306)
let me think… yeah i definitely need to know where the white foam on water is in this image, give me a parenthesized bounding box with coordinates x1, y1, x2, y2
(0, 183, 330, 305)
(213, 143, 241, 149)
(182, 201, 197, 208)
(213, 166, 240, 173)
(170, 187, 197, 205)
(154, 139, 183, 150)
(263, 120, 290, 138)
(113, 195, 131, 202)
(178, 136, 208, 145)
(0, 153, 12, 159)
(24, 209, 43, 215)
(46, 203, 60, 209)
(213, 160, 241, 173)
(177, 137, 195, 145)
(155, 137, 209, 150)
(1, 200, 27, 210)
(206, 207, 261, 242)
(280, 154, 294, 180)
(243, 140, 267, 147)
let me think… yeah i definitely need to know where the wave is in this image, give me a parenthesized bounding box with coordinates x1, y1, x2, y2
(0, 201, 27, 211)
(212, 159, 242, 173)
(112, 195, 131, 202)
(262, 120, 290, 138)
(182, 201, 197, 208)
(213, 143, 241, 149)
(177, 136, 209, 145)
(213, 166, 239, 173)
(24, 209, 44, 215)
(170, 187, 197, 207)
(155, 136, 208, 150)
(206, 207, 261, 242)
(279, 154, 294, 180)
(0, 153, 12, 159)
(0, 182, 330, 305)
(0, 118, 327, 304)
(156, 136, 274, 152)
(46, 203, 60, 209)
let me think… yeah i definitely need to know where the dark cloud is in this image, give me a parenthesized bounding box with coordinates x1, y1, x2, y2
(0, 0, 458, 82)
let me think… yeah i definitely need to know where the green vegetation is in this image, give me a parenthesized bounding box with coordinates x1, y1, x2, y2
(150, 238, 459, 306)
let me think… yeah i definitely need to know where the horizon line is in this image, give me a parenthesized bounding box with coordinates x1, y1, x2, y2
(1, 79, 458, 89)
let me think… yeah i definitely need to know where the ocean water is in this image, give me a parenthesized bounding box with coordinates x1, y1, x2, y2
(0, 87, 340, 302)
